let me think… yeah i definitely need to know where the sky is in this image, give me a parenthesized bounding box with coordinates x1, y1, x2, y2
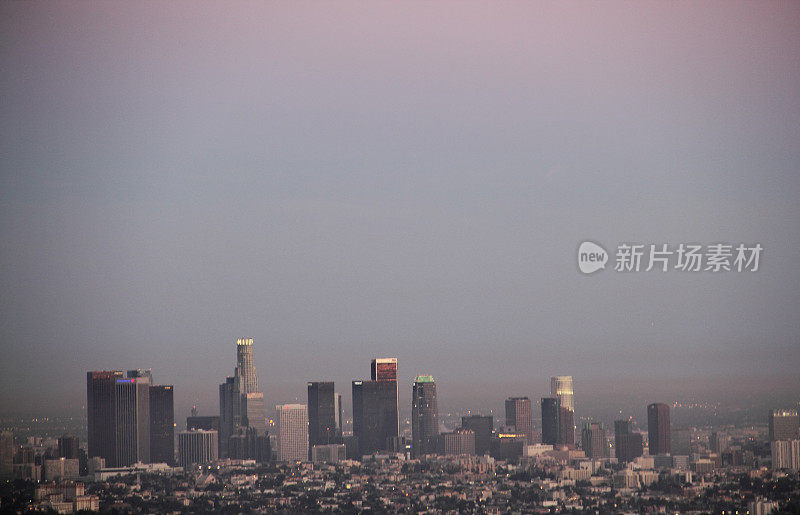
(1, 2, 799, 424)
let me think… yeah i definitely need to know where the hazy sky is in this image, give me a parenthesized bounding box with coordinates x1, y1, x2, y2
(1, 2, 799, 422)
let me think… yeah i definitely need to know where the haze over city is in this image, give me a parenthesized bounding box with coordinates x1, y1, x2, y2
(1, 1, 799, 424)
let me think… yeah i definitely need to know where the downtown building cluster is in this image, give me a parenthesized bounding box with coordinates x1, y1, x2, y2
(1, 337, 797, 513)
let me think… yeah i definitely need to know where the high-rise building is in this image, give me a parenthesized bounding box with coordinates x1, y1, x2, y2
(352, 359, 399, 456)
(541, 397, 560, 446)
(352, 379, 399, 456)
(235, 338, 258, 394)
(440, 429, 475, 456)
(308, 382, 340, 456)
(276, 404, 308, 462)
(114, 375, 151, 466)
(58, 435, 80, 460)
(218, 376, 240, 458)
(87, 370, 123, 467)
(335, 393, 343, 435)
(647, 403, 671, 455)
(581, 422, 607, 459)
(769, 410, 800, 441)
(551, 376, 575, 445)
(178, 430, 218, 467)
(614, 420, 643, 463)
(149, 385, 174, 464)
(411, 375, 439, 458)
(505, 397, 532, 444)
(461, 415, 493, 456)
(219, 338, 266, 458)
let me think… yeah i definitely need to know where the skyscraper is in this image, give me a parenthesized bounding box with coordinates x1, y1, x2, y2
(276, 404, 308, 462)
(235, 337, 258, 394)
(219, 376, 240, 458)
(769, 409, 800, 441)
(411, 375, 439, 458)
(352, 358, 399, 456)
(647, 403, 671, 455)
(581, 422, 607, 459)
(219, 338, 266, 458)
(308, 382, 340, 458)
(352, 379, 399, 456)
(461, 415, 493, 456)
(114, 375, 151, 466)
(614, 420, 643, 463)
(505, 397, 532, 444)
(87, 370, 123, 467)
(149, 384, 174, 464)
(551, 376, 575, 445)
(541, 397, 560, 446)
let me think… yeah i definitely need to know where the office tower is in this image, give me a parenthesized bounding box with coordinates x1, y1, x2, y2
(461, 415, 493, 456)
(308, 382, 340, 456)
(411, 375, 439, 458)
(505, 397, 532, 444)
(242, 392, 266, 435)
(352, 379, 399, 456)
(276, 404, 308, 462)
(352, 358, 399, 456)
(614, 420, 643, 463)
(671, 427, 691, 455)
(440, 429, 475, 456)
(114, 375, 151, 466)
(0, 431, 12, 479)
(647, 403, 671, 455)
(219, 376, 239, 458)
(219, 338, 266, 458)
(551, 376, 575, 445)
(87, 370, 123, 467)
(235, 337, 258, 394)
(58, 435, 80, 460)
(187, 416, 220, 432)
(769, 409, 800, 441)
(149, 384, 174, 464)
(335, 393, 343, 435)
(581, 422, 607, 459)
(541, 397, 560, 446)
(770, 439, 800, 471)
(178, 430, 218, 467)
